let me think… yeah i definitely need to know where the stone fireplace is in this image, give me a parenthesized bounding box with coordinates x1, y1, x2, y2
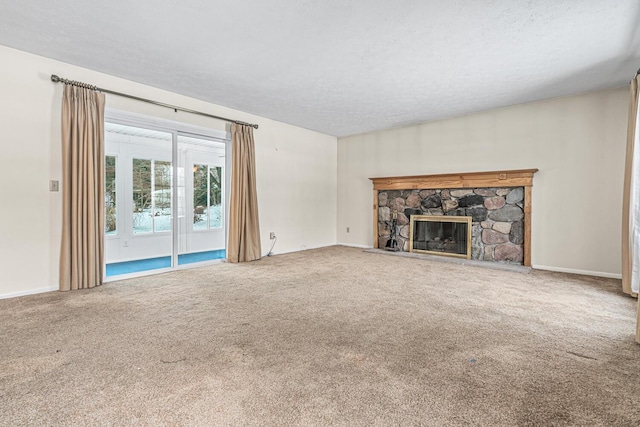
(369, 169, 537, 266)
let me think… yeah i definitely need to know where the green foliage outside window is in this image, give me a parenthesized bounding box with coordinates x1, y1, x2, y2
(193, 164, 222, 229)
(132, 159, 172, 233)
(105, 156, 116, 234)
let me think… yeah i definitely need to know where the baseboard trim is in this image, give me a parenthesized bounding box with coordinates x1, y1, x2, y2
(268, 243, 337, 256)
(0, 286, 58, 300)
(532, 265, 622, 279)
(336, 243, 373, 249)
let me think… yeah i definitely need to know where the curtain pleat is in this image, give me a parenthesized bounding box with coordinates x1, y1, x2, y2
(59, 85, 106, 291)
(227, 124, 261, 263)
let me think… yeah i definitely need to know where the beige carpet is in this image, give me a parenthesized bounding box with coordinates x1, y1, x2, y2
(1, 246, 639, 426)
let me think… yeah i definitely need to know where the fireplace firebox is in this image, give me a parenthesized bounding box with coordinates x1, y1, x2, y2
(409, 215, 472, 259)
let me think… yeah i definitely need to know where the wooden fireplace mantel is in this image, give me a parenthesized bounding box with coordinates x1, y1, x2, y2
(369, 169, 538, 266)
(370, 169, 538, 190)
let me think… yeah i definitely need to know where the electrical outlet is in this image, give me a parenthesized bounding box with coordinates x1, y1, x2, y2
(269, 232, 276, 240)
(346, 227, 350, 233)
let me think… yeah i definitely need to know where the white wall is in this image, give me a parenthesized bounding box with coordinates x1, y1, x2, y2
(0, 45, 337, 298)
(337, 87, 629, 277)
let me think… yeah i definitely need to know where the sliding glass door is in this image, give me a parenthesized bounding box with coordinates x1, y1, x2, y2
(104, 119, 227, 278)
(176, 133, 227, 265)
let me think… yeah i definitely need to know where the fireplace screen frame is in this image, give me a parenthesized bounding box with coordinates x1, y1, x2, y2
(409, 215, 472, 259)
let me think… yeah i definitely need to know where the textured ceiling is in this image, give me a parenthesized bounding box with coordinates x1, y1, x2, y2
(0, 0, 639, 137)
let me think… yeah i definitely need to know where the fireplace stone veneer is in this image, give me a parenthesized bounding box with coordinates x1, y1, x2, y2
(369, 169, 537, 266)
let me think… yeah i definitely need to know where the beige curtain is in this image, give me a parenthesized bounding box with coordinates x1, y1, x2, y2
(59, 85, 106, 291)
(622, 75, 639, 297)
(622, 73, 640, 343)
(227, 124, 262, 263)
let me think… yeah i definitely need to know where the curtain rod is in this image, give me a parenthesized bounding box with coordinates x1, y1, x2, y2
(50, 74, 258, 129)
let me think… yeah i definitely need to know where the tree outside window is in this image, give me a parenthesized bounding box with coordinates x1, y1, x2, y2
(105, 155, 117, 235)
(132, 158, 172, 233)
(193, 164, 222, 229)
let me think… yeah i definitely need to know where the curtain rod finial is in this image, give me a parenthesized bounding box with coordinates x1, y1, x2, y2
(51, 74, 61, 83)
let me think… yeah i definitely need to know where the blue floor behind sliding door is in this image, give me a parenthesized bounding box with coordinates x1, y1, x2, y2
(106, 250, 226, 277)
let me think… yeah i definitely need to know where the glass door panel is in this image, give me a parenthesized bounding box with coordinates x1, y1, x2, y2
(177, 133, 226, 265)
(104, 123, 173, 276)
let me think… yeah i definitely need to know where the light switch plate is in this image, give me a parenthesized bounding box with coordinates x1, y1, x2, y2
(49, 180, 59, 192)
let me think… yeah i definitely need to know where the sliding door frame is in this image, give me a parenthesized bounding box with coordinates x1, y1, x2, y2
(103, 109, 231, 282)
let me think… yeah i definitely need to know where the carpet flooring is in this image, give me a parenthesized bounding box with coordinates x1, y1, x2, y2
(1, 246, 639, 426)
